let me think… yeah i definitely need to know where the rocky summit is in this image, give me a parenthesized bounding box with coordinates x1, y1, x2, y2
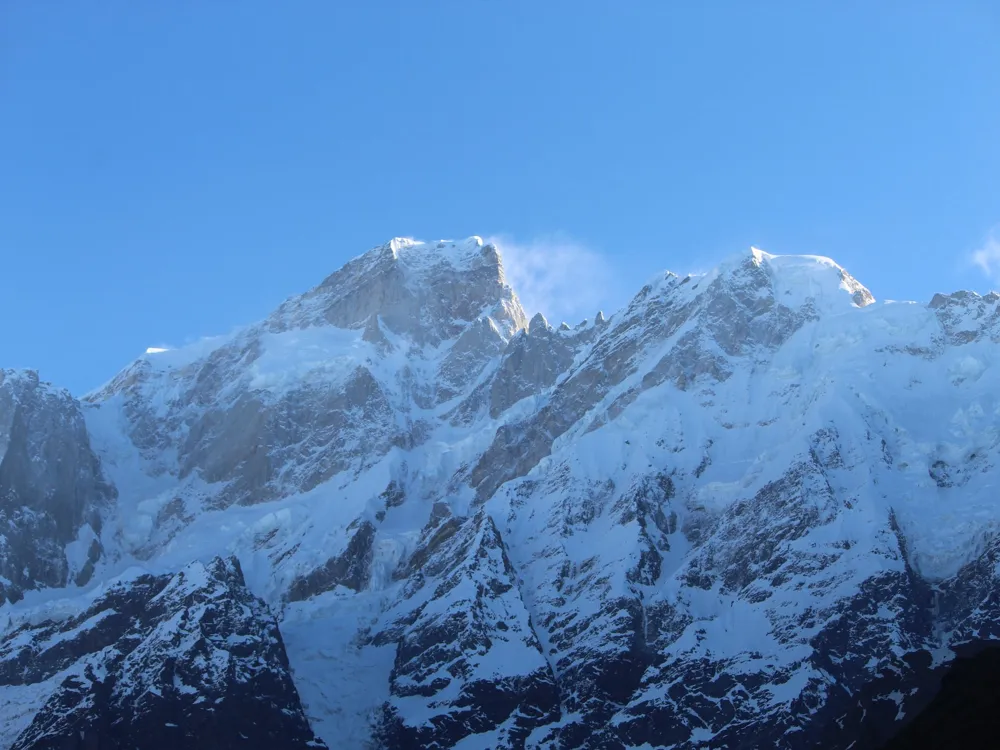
(2, 236, 1000, 749)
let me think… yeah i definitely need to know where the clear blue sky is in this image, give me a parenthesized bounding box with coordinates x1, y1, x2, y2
(2, 1, 999, 394)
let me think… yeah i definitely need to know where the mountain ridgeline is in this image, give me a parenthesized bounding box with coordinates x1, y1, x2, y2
(2, 236, 1000, 749)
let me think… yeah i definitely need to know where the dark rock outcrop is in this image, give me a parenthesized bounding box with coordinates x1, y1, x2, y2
(879, 645, 1000, 750)
(1, 556, 325, 749)
(0, 370, 115, 604)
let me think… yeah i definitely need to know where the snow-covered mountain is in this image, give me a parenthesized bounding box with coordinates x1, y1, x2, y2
(3, 236, 1000, 749)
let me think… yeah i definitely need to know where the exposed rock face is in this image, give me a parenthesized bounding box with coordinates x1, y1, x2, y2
(928, 289, 1000, 345)
(287, 520, 377, 601)
(1, 557, 323, 749)
(488, 313, 584, 418)
(84, 328, 406, 511)
(5, 238, 1000, 749)
(271, 238, 526, 346)
(0, 370, 114, 604)
(373, 510, 561, 748)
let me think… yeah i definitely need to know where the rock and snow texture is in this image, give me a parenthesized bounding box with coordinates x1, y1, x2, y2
(0, 556, 323, 749)
(0, 370, 115, 605)
(82, 237, 526, 513)
(2, 236, 1000, 748)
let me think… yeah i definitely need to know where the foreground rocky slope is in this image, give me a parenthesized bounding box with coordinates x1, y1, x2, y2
(2, 236, 1000, 748)
(1, 556, 323, 748)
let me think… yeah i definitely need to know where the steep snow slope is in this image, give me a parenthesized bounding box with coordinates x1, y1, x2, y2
(2, 237, 1000, 749)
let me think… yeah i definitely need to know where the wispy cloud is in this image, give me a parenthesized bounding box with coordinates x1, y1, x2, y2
(971, 227, 1000, 281)
(488, 233, 624, 325)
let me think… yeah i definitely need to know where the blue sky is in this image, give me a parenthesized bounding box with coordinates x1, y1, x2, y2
(2, 1, 999, 394)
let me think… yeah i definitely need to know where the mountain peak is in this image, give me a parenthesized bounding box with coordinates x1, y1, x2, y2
(0, 368, 71, 399)
(270, 236, 526, 346)
(0, 368, 41, 389)
(929, 289, 1000, 309)
(349, 236, 498, 276)
(715, 245, 875, 311)
(528, 312, 550, 334)
(385, 235, 493, 271)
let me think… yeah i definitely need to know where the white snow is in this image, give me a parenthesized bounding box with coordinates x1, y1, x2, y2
(249, 326, 372, 393)
(64, 523, 99, 582)
(392, 236, 487, 273)
(751, 247, 872, 312)
(0, 663, 87, 748)
(281, 590, 396, 748)
(140, 334, 235, 371)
